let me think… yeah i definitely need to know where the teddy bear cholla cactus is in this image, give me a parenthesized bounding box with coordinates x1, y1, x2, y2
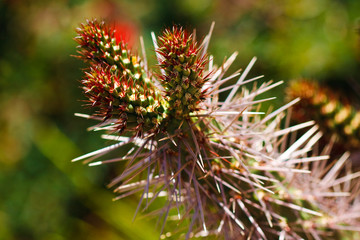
(73, 20, 360, 239)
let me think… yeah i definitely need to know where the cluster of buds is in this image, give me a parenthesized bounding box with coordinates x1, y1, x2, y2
(74, 20, 360, 239)
(286, 79, 360, 150)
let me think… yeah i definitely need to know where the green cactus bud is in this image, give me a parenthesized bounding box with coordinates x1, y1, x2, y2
(157, 27, 208, 119)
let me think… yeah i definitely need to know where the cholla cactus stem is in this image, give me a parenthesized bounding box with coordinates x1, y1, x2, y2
(73, 20, 360, 240)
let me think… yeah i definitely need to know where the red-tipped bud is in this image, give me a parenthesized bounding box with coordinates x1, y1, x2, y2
(157, 27, 208, 119)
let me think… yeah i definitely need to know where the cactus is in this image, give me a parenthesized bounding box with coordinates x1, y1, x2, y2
(73, 20, 360, 239)
(286, 79, 360, 150)
(157, 27, 208, 120)
(75, 20, 166, 135)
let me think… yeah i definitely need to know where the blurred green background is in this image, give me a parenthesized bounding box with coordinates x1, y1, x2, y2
(0, 0, 359, 239)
